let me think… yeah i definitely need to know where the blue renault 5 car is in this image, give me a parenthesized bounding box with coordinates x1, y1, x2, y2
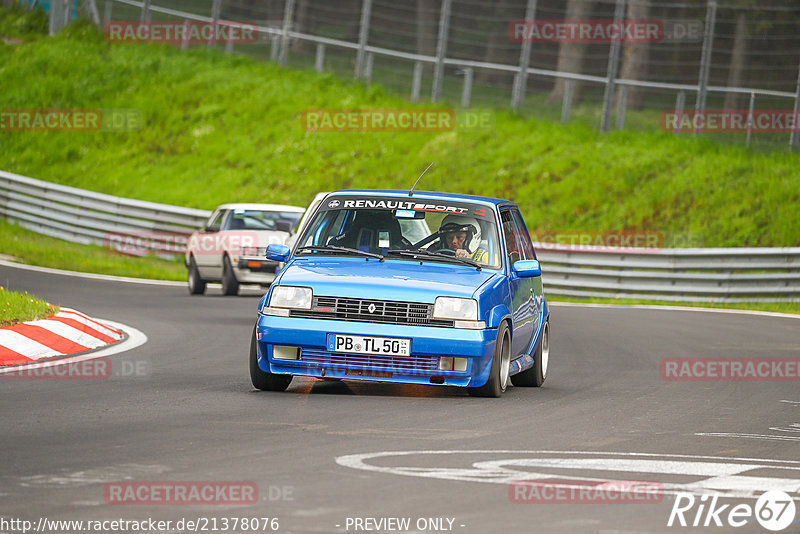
(250, 190, 550, 397)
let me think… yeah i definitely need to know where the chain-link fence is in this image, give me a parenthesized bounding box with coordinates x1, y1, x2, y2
(16, 0, 800, 149)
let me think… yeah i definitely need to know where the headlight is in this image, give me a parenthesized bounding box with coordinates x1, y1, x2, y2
(433, 297, 478, 321)
(268, 286, 312, 310)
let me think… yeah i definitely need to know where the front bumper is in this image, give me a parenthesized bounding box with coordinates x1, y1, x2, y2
(234, 257, 280, 284)
(255, 315, 498, 387)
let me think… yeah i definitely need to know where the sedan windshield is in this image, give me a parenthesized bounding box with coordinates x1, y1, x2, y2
(295, 196, 502, 269)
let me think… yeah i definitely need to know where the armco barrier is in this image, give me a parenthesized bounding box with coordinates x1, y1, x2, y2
(0, 169, 210, 254)
(536, 244, 800, 303)
(1, 169, 798, 303)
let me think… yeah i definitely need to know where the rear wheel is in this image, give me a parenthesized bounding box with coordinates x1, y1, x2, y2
(187, 256, 206, 295)
(468, 322, 510, 398)
(250, 325, 292, 392)
(221, 255, 239, 296)
(511, 320, 549, 387)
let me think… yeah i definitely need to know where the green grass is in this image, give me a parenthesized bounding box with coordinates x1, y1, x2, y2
(0, 219, 186, 281)
(0, 9, 798, 249)
(0, 286, 57, 327)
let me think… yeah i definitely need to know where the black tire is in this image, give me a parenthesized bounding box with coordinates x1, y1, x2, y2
(511, 320, 549, 387)
(221, 255, 239, 296)
(468, 321, 510, 398)
(187, 256, 206, 295)
(249, 325, 292, 392)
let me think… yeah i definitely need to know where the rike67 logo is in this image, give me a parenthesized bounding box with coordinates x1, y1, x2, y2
(669, 490, 796, 531)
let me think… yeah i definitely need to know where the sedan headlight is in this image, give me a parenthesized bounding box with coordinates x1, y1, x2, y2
(267, 286, 312, 310)
(434, 297, 478, 321)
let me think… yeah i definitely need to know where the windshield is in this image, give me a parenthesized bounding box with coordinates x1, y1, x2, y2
(225, 210, 302, 231)
(295, 196, 502, 269)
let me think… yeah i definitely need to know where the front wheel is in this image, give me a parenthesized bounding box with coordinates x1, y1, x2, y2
(187, 256, 206, 295)
(250, 325, 293, 392)
(221, 255, 239, 296)
(511, 320, 549, 387)
(468, 322, 510, 398)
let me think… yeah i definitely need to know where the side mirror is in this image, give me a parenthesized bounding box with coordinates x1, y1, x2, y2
(205, 226, 220, 233)
(266, 244, 291, 262)
(512, 259, 541, 278)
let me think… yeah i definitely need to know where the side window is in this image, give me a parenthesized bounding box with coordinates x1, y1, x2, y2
(500, 210, 523, 267)
(206, 210, 225, 232)
(511, 209, 536, 260)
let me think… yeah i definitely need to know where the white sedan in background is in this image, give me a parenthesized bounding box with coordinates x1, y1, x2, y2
(185, 203, 304, 295)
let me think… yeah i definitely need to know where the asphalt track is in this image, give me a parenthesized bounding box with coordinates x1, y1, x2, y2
(1, 263, 799, 534)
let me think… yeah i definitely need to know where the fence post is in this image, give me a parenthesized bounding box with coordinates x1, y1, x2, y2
(48, 0, 61, 35)
(561, 79, 574, 122)
(674, 90, 686, 134)
(270, 34, 280, 62)
(181, 19, 190, 50)
(695, 0, 717, 134)
(279, 0, 296, 67)
(746, 91, 755, 148)
(103, 0, 113, 27)
(790, 60, 800, 151)
(315, 43, 325, 73)
(431, 0, 453, 103)
(411, 61, 423, 102)
(461, 67, 473, 108)
(600, 0, 625, 132)
(616, 85, 627, 129)
(208, 0, 222, 49)
(225, 32, 234, 54)
(512, 0, 537, 111)
(141, 0, 150, 23)
(364, 52, 374, 84)
(354, 0, 373, 79)
(85, 0, 101, 26)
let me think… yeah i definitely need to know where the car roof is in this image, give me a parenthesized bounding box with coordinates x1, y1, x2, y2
(327, 190, 516, 209)
(215, 203, 305, 212)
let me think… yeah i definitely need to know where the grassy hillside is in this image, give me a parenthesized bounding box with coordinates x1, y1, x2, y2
(0, 7, 799, 248)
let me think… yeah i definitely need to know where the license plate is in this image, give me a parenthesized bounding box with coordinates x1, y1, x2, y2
(327, 334, 411, 356)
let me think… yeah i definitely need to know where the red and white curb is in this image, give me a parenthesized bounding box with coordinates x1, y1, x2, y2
(0, 307, 125, 366)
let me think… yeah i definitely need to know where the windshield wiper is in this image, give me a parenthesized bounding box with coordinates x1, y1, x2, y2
(386, 249, 481, 270)
(297, 245, 384, 261)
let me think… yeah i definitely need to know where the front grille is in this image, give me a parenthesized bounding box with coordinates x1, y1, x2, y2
(290, 297, 454, 327)
(300, 349, 439, 373)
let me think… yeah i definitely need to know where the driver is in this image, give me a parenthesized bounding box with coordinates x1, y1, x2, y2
(435, 214, 488, 262)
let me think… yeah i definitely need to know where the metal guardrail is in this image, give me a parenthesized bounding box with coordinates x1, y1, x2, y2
(0, 169, 210, 255)
(1, 169, 798, 302)
(536, 244, 800, 303)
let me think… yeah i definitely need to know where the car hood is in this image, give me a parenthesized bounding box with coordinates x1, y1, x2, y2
(278, 257, 499, 302)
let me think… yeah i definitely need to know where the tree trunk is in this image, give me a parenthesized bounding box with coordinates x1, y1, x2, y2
(547, 0, 593, 104)
(616, 0, 650, 110)
(723, 13, 748, 109)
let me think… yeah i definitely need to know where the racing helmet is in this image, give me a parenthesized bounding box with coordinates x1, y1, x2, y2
(439, 214, 481, 251)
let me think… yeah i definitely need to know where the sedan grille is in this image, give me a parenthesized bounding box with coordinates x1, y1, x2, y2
(290, 297, 454, 327)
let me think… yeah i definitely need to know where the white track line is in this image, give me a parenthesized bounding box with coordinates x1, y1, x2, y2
(0, 319, 147, 375)
(0, 260, 265, 290)
(549, 301, 800, 320)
